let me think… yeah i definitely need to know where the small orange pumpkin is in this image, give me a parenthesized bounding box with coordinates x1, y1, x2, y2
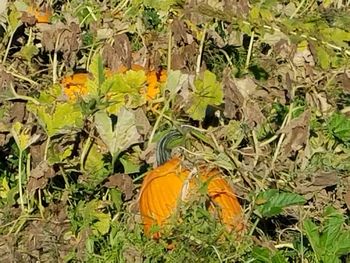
(139, 157, 243, 238)
(61, 73, 89, 101)
(26, 5, 52, 24)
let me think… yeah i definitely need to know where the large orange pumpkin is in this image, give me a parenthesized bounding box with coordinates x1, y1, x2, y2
(139, 157, 243, 238)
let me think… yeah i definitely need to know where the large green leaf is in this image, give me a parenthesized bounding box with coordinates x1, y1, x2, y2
(11, 122, 40, 152)
(186, 70, 223, 121)
(165, 70, 189, 99)
(328, 112, 350, 142)
(87, 54, 105, 99)
(94, 108, 141, 159)
(102, 70, 146, 114)
(83, 142, 110, 187)
(303, 219, 322, 261)
(34, 103, 84, 137)
(255, 189, 305, 217)
(303, 207, 350, 262)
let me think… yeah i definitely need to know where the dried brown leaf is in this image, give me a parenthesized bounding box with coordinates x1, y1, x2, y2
(134, 108, 151, 136)
(102, 34, 131, 71)
(27, 161, 55, 194)
(103, 173, 134, 200)
(280, 110, 311, 158)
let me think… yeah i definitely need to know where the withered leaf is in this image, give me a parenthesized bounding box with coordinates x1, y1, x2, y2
(27, 161, 55, 194)
(243, 100, 266, 128)
(312, 171, 339, 187)
(223, 68, 244, 119)
(280, 110, 311, 158)
(102, 34, 131, 71)
(103, 173, 134, 200)
(134, 108, 151, 136)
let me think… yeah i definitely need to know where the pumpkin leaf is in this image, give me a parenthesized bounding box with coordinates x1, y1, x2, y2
(11, 122, 40, 152)
(83, 142, 110, 187)
(17, 44, 39, 61)
(303, 207, 350, 262)
(252, 247, 288, 263)
(328, 112, 350, 142)
(143, 0, 181, 11)
(87, 54, 105, 99)
(103, 70, 146, 114)
(94, 108, 141, 160)
(255, 189, 305, 217)
(186, 70, 223, 121)
(165, 70, 189, 100)
(314, 45, 330, 69)
(76, 200, 111, 236)
(8, 5, 21, 32)
(34, 103, 84, 137)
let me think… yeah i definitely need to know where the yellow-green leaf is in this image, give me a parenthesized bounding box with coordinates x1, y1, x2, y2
(186, 70, 223, 121)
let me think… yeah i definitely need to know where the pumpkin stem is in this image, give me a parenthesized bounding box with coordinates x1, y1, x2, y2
(156, 130, 184, 165)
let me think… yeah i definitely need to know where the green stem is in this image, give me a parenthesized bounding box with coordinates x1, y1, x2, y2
(18, 150, 24, 211)
(80, 133, 93, 172)
(26, 153, 31, 212)
(8, 83, 40, 105)
(249, 217, 260, 236)
(2, 27, 17, 64)
(245, 30, 255, 71)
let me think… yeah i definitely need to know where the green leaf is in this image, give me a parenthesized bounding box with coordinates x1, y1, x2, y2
(94, 108, 141, 159)
(120, 155, 141, 174)
(17, 45, 39, 61)
(35, 103, 84, 137)
(320, 207, 343, 254)
(93, 212, 111, 235)
(165, 70, 189, 100)
(8, 5, 21, 32)
(303, 207, 350, 262)
(336, 231, 350, 256)
(143, 0, 182, 11)
(255, 189, 305, 217)
(47, 142, 74, 165)
(11, 122, 40, 152)
(328, 112, 350, 142)
(186, 70, 223, 121)
(83, 142, 109, 187)
(314, 45, 330, 69)
(252, 247, 288, 263)
(87, 54, 105, 99)
(303, 219, 322, 261)
(102, 70, 146, 114)
(77, 200, 111, 236)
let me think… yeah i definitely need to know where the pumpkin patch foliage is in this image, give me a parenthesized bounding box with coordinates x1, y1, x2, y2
(1, 0, 350, 261)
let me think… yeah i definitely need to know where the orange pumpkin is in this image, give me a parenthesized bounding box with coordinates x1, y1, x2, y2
(203, 169, 244, 232)
(69, 65, 166, 103)
(139, 157, 189, 238)
(26, 5, 52, 24)
(61, 73, 89, 101)
(139, 157, 243, 238)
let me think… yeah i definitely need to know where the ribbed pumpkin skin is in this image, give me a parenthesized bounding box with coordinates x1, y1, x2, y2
(203, 169, 244, 232)
(139, 158, 243, 237)
(139, 158, 189, 237)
